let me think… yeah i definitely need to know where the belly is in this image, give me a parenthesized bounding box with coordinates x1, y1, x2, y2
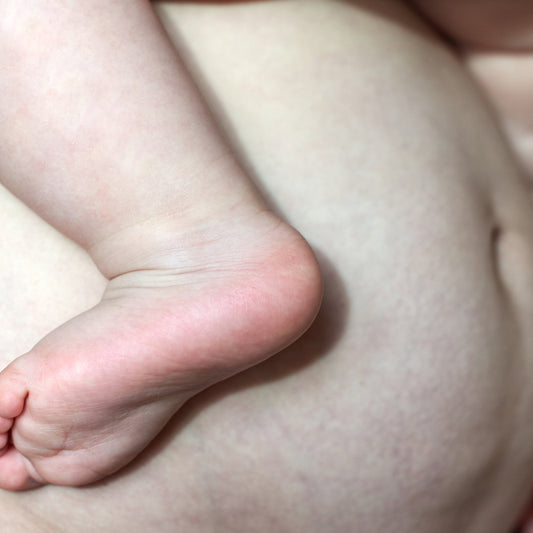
(1, 1, 533, 532)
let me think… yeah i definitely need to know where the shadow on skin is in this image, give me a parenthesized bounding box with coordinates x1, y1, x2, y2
(97, 248, 350, 486)
(97, 0, 434, 488)
(30, 0, 466, 495)
(156, 0, 455, 216)
(158, 0, 442, 43)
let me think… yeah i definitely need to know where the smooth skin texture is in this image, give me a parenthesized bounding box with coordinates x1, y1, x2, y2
(410, 5, 533, 527)
(1, 0, 533, 531)
(0, 0, 322, 488)
(412, 0, 533, 181)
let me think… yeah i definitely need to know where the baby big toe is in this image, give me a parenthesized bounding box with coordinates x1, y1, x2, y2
(0, 416, 13, 433)
(0, 367, 28, 420)
(0, 447, 39, 491)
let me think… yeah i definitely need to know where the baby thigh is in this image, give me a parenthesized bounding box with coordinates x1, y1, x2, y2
(155, 1, 533, 532)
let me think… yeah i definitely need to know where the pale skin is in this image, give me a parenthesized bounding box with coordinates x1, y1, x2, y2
(411, 0, 533, 181)
(411, 3, 533, 529)
(1, 1, 533, 531)
(0, 0, 322, 489)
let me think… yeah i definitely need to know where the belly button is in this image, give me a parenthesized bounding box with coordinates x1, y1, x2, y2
(491, 225, 533, 308)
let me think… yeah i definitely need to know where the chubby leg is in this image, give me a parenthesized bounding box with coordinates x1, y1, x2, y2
(0, 0, 321, 488)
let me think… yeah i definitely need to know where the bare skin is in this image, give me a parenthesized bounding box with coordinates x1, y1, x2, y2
(1, 0, 533, 531)
(412, 3, 533, 529)
(0, 0, 322, 489)
(412, 0, 533, 181)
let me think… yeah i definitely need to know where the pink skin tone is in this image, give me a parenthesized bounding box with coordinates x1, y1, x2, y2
(0, 0, 321, 489)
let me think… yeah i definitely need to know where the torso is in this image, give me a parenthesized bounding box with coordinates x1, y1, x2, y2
(414, 0, 533, 182)
(2, 1, 533, 531)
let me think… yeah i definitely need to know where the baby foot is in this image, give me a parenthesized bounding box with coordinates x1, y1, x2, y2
(0, 212, 322, 489)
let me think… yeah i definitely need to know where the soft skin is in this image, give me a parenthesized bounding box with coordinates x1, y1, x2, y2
(1, 0, 533, 531)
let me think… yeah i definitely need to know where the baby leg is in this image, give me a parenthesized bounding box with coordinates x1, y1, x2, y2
(0, 0, 322, 488)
